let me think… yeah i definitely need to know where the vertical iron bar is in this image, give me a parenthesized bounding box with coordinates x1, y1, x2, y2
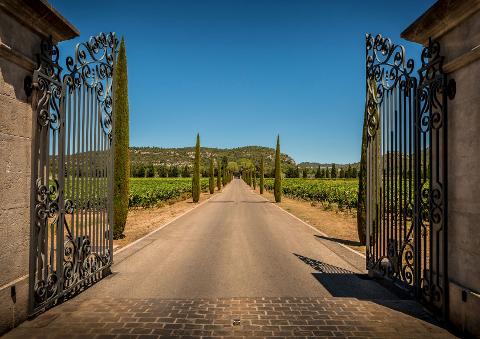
(382, 92, 386, 265)
(442, 72, 449, 321)
(399, 82, 404, 272)
(56, 82, 66, 296)
(71, 84, 77, 241)
(392, 83, 402, 272)
(93, 89, 98, 259)
(414, 81, 421, 298)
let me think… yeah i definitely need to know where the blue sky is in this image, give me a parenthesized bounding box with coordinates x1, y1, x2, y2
(51, 0, 434, 164)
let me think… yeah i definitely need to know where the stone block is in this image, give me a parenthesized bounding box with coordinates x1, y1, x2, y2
(449, 281, 480, 337)
(0, 276, 28, 334)
(0, 207, 29, 286)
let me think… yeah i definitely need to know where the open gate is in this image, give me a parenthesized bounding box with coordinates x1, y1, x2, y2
(29, 33, 118, 314)
(365, 34, 455, 317)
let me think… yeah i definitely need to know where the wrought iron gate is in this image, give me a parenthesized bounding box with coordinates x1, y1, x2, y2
(29, 33, 118, 314)
(365, 34, 455, 317)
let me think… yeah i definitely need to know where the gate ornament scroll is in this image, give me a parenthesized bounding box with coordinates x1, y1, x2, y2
(29, 33, 118, 314)
(64, 32, 116, 140)
(365, 33, 418, 283)
(365, 33, 455, 318)
(416, 38, 455, 313)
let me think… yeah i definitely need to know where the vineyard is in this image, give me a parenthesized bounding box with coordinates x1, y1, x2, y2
(129, 178, 209, 208)
(264, 178, 358, 209)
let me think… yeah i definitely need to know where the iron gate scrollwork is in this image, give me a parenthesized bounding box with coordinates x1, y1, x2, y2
(365, 34, 455, 318)
(29, 32, 118, 314)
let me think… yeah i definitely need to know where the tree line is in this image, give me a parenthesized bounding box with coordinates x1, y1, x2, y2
(191, 134, 234, 202)
(284, 164, 358, 178)
(130, 163, 214, 178)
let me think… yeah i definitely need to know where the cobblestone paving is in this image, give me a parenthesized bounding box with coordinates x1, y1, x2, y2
(6, 297, 455, 338)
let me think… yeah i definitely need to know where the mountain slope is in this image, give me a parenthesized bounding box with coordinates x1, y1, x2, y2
(130, 145, 295, 169)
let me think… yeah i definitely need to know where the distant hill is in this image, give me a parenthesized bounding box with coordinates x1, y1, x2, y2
(130, 145, 295, 169)
(298, 162, 360, 170)
(129, 145, 360, 177)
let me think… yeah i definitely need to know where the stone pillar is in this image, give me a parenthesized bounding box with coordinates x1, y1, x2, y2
(0, 0, 78, 334)
(402, 0, 480, 337)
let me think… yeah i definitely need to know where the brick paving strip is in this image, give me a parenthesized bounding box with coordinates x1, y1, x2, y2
(6, 297, 455, 338)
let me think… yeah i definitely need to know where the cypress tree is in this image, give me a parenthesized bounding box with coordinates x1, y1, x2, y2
(192, 134, 201, 202)
(274, 135, 282, 202)
(331, 163, 337, 178)
(260, 156, 264, 194)
(221, 156, 228, 187)
(315, 165, 321, 178)
(217, 160, 221, 190)
(209, 158, 215, 194)
(253, 170, 256, 189)
(113, 37, 130, 239)
(303, 168, 308, 178)
(357, 80, 376, 245)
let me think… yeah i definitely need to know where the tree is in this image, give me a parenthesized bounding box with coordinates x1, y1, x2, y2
(260, 156, 265, 194)
(221, 156, 228, 186)
(346, 165, 352, 178)
(169, 165, 179, 177)
(274, 135, 282, 202)
(227, 161, 239, 175)
(157, 165, 168, 177)
(131, 163, 145, 177)
(339, 168, 345, 178)
(331, 163, 337, 178)
(351, 167, 358, 178)
(325, 167, 330, 178)
(192, 134, 201, 202)
(216, 159, 221, 190)
(113, 37, 130, 239)
(182, 165, 190, 178)
(145, 163, 155, 177)
(253, 170, 256, 189)
(315, 165, 321, 178)
(303, 168, 308, 178)
(209, 158, 215, 194)
(357, 80, 376, 245)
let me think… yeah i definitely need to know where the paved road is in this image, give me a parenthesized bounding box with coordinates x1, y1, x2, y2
(6, 179, 456, 338)
(86, 178, 369, 299)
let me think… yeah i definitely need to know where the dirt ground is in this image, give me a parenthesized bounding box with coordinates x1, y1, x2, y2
(113, 191, 217, 250)
(253, 186, 365, 254)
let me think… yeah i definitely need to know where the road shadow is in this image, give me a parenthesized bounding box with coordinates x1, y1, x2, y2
(240, 200, 269, 203)
(293, 253, 443, 325)
(314, 234, 363, 247)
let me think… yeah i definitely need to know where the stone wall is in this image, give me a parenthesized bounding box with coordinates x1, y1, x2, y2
(0, 1, 78, 335)
(403, 0, 480, 336)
